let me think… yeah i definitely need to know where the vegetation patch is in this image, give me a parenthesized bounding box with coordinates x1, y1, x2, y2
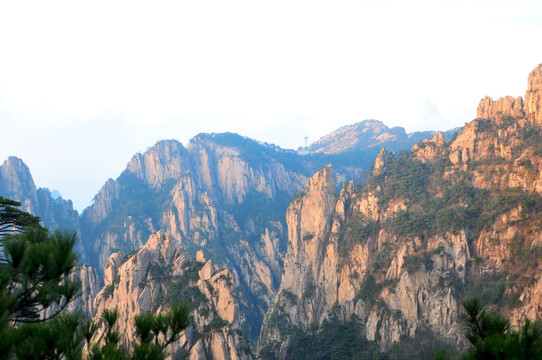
(402, 252, 434, 274)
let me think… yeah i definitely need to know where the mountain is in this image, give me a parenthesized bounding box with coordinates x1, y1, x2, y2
(79, 130, 433, 338)
(0, 157, 102, 317)
(92, 231, 253, 359)
(309, 119, 460, 155)
(0, 157, 81, 234)
(1, 119, 465, 345)
(258, 63, 542, 358)
(0, 156, 85, 258)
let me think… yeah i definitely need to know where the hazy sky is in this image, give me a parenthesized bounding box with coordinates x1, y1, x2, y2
(1, 0, 542, 211)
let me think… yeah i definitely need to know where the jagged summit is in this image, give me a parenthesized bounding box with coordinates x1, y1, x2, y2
(477, 63, 542, 125)
(0, 156, 37, 200)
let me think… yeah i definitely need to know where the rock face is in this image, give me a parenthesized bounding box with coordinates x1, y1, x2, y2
(0, 157, 84, 256)
(71, 265, 102, 316)
(260, 63, 542, 357)
(82, 131, 425, 336)
(0, 157, 103, 318)
(1, 126, 448, 340)
(81, 135, 312, 336)
(477, 96, 525, 121)
(477, 63, 542, 126)
(259, 167, 467, 356)
(525, 64, 542, 125)
(93, 231, 253, 360)
(0, 157, 81, 233)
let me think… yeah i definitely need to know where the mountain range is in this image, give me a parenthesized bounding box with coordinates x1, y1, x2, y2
(1, 62, 541, 359)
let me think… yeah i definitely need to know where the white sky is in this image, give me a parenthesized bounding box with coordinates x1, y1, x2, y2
(1, 0, 542, 211)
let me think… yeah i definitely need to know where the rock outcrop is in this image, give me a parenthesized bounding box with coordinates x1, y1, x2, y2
(525, 64, 542, 125)
(93, 231, 253, 360)
(71, 265, 102, 316)
(477, 63, 542, 126)
(477, 96, 525, 121)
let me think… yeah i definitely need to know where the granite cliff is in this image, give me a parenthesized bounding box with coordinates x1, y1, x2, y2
(79, 131, 415, 337)
(259, 63, 542, 358)
(0, 157, 81, 238)
(93, 231, 253, 359)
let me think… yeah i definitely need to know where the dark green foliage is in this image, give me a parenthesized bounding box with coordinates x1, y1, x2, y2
(13, 312, 85, 360)
(159, 261, 206, 308)
(355, 134, 542, 246)
(401, 252, 434, 274)
(474, 119, 494, 132)
(372, 244, 393, 274)
(203, 317, 229, 333)
(354, 274, 381, 305)
(339, 215, 381, 257)
(0, 197, 81, 359)
(281, 290, 298, 305)
(516, 125, 542, 157)
(0, 196, 42, 237)
(461, 297, 510, 347)
(2, 229, 80, 323)
(87, 303, 190, 360)
(499, 115, 516, 130)
(389, 210, 430, 239)
(261, 308, 457, 360)
(386, 329, 457, 360)
(449, 297, 542, 359)
(282, 311, 382, 360)
(367, 154, 431, 206)
(462, 271, 507, 306)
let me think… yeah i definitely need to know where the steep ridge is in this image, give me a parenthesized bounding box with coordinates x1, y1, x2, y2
(80, 132, 398, 337)
(309, 120, 460, 155)
(259, 63, 542, 358)
(93, 231, 253, 359)
(0, 157, 81, 236)
(1, 121, 465, 344)
(0, 157, 102, 317)
(80, 135, 311, 337)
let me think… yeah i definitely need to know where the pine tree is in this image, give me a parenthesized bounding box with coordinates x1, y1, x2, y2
(0, 197, 80, 358)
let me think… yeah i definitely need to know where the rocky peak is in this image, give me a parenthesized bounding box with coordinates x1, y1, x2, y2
(525, 63, 542, 125)
(476, 63, 542, 126)
(374, 149, 390, 174)
(0, 157, 81, 243)
(126, 140, 188, 187)
(411, 131, 446, 163)
(0, 157, 38, 211)
(82, 178, 121, 227)
(94, 231, 253, 359)
(287, 164, 336, 261)
(476, 95, 525, 122)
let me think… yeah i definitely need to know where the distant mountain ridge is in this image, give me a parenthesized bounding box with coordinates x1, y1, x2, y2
(0, 156, 82, 251)
(309, 119, 460, 154)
